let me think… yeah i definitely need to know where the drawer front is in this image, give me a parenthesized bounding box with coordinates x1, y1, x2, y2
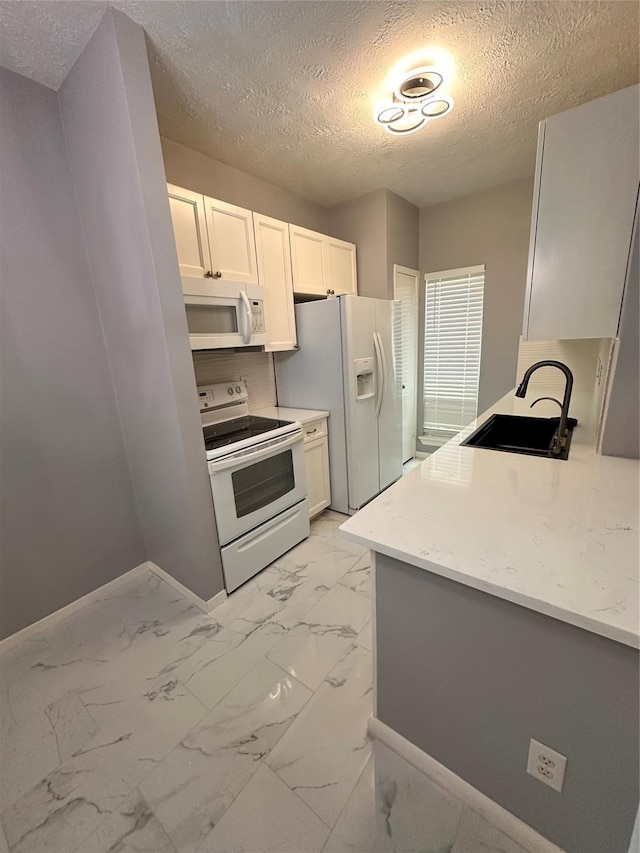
(303, 418, 328, 444)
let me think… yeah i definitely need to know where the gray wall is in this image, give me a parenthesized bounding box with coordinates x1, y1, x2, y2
(327, 189, 419, 300)
(386, 189, 420, 287)
(601, 207, 639, 459)
(161, 137, 327, 233)
(375, 553, 639, 853)
(59, 9, 224, 603)
(0, 68, 146, 639)
(326, 189, 388, 299)
(419, 178, 534, 413)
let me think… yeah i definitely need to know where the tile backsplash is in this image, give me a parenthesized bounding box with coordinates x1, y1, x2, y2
(192, 350, 277, 410)
(515, 336, 615, 429)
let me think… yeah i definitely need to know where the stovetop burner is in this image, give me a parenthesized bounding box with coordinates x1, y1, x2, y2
(203, 415, 293, 451)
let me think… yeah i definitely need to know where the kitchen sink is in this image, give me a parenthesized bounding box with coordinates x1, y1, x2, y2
(461, 413, 577, 460)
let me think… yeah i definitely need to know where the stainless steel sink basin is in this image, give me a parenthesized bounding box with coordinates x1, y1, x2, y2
(461, 414, 577, 460)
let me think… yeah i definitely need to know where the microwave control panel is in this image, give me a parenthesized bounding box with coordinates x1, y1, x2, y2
(250, 300, 265, 334)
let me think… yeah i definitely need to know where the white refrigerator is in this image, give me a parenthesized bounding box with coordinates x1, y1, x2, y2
(275, 295, 402, 515)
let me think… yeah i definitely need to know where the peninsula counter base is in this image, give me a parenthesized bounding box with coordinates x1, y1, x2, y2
(373, 552, 639, 853)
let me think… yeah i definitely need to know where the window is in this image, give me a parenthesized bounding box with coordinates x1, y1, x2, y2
(423, 265, 485, 443)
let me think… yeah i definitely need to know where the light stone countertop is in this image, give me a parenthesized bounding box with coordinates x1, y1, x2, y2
(254, 406, 329, 426)
(339, 391, 639, 649)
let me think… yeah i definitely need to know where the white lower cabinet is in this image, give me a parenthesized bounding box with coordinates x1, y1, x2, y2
(303, 418, 331, 518)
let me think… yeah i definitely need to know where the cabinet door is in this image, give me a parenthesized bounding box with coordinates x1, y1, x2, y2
(167, 184, 211, 280)
(254, 213, 297, 351)
(524, 85, 639, 341)
(325, 236, 357, 295)
(304, 435, 331, 518)
(290, 224, 331, 295)
(203, 196, 259, 285)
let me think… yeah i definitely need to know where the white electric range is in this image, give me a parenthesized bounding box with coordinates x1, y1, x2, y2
(199, 380, 309, 592)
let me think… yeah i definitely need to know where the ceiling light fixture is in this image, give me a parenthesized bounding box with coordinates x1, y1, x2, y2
(375, 59, 454, 137)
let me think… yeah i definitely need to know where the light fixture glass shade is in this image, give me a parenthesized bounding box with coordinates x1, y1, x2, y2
(420, 96, 454, 118)
(383, 109, 426, 136)
(376, 104, 406, 125)
(394, 67, 443, 102)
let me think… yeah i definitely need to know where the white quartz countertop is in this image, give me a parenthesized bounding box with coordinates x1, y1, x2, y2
(254, 406, 329, 425)
(340, 391, 639, 649)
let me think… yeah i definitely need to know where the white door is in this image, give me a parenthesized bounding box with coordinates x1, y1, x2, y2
(203, 196, 259, 285)
(167, 184, 212, 281)
(393, 265, 420, 462)
(325, 236, 357, 295)
(289, 224, 330, 295)
(254, 213, 297, 351)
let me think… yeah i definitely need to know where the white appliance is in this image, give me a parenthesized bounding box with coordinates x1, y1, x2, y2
(185, 281, 267, 349)
(199, 380, 309, 591)
(275, 295, 402, 515)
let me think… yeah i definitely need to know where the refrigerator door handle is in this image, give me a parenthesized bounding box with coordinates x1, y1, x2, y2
(378, 331, 388, 412)
(373, 331, 386, 419)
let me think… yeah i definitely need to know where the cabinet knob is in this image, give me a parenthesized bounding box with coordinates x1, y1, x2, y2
(205, 270, 213, 278)
(213, 271, 222, 279)
(326, 289, 335, 295)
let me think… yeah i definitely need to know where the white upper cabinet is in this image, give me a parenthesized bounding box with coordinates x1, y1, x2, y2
(167, 184, 211, 280)
(523, 85, 639, 341)
(168, 185, 259, 298)
(289, 224, 331, 295)
(325, 235, 357, 296)
(289, 224, 357, 296)
(253, 213, 297, 351)
(203, 196, 259, 286)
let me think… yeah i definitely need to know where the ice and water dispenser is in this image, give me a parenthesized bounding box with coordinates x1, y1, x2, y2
(354, 357, 375, 401)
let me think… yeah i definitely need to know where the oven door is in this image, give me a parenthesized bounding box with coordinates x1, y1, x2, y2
(209, 430, 307, 544)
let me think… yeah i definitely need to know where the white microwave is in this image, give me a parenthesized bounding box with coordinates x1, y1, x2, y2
(184, 281, 267, 350)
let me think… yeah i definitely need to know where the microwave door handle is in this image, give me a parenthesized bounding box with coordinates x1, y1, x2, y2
(210, 431, 302, 472)
(240, 290, 252, 345)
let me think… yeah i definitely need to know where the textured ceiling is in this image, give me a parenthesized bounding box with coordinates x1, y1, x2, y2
(1, 1, 638, 208)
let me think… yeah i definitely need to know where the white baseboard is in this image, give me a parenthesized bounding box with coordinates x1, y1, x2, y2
(368, 716, 565, 853)
(0, 560, 150, 655)
(0, 561, 228, 655)
(148, 562, 227, 614)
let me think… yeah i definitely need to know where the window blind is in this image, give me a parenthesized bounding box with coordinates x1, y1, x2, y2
(423, 265, 485, 439)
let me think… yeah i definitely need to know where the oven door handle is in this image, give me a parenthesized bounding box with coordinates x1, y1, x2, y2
(240, 290, 253, 345)
(209, 430, 302, 472)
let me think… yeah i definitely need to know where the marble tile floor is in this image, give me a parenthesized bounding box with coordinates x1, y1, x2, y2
(1, 510, 536, 853)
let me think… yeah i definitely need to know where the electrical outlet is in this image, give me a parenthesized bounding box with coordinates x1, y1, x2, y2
(527, 738, 567, 793)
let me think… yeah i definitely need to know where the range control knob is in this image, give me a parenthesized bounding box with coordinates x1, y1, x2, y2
(228, 387, 234, 396)
(235, 385, 242, 393)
